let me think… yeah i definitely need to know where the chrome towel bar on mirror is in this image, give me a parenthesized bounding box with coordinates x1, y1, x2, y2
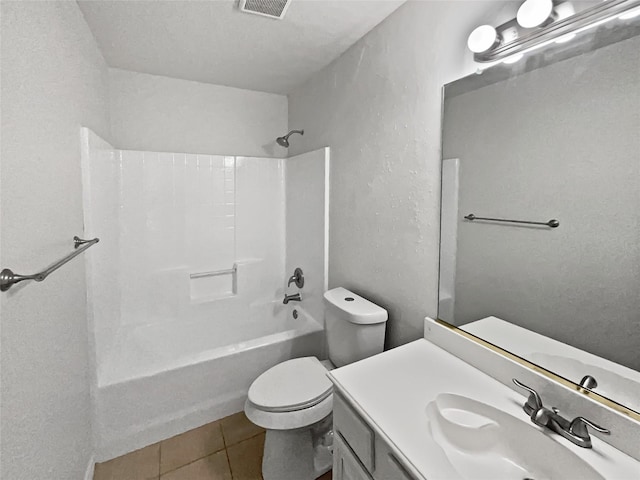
(0, 236, 100, 292)
(464, 213, 560, 228)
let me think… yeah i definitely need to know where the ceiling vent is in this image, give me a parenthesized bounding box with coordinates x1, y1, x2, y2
(239, 0, 292, 20)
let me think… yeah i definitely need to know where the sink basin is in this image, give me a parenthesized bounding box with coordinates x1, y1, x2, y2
(426, 394, 605, 480)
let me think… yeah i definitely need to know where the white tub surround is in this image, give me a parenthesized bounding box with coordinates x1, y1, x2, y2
(81, 129, 287, 384)
(285, 148, 330, 330)
(328, 339, 640, 480)
(81, 128, 330, 460)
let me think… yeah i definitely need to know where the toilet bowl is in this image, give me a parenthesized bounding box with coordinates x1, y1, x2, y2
(245, 357, 335, 480)
(245, 287, 388, 480)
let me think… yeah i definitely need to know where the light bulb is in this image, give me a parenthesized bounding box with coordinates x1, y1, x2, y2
(555, 2, 576, 21)
(517, 0, 554, 28)
(467, 25, 499, 53)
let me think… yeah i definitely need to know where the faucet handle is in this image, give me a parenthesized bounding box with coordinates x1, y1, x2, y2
(579, 375, 598, 390)
(287, 267, 304, 288)
(569, 417, 610, 439)
(512, 379, 544, 415)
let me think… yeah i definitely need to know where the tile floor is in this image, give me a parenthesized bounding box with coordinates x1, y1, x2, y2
(93, 411, 333, 480)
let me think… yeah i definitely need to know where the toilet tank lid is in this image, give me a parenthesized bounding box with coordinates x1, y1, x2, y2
(323, 287, 388, 325)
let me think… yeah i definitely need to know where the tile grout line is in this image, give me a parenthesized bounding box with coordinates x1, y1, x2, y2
(220, 422, 228, 449)
(219, 421, 236, 479)
(225, 430, 265, 449)
(157, 427, 264, 478)
(157, 432, 265, 480)
(95, 413, 267, 480)
(158, 445, 227, 477)
(158, 421, 225, 477)
(228, 432, 266, 480)
(224, 447, 234, 480)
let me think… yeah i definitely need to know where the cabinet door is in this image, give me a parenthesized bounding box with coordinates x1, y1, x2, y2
(374, 435, 419, 480)
(334, 393, 375, 471)
(374, 452, 417, 480)
(334, 433, 373, 480)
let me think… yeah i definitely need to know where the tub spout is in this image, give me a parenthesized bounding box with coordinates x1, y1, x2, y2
(283, 293, 301, 304)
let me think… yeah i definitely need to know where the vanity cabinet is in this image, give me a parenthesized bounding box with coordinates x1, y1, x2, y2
(334, 434, 372, 480)
(333, 392, 418, 480)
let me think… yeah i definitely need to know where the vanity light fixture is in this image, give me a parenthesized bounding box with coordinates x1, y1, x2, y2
(467, 0, 640, 63)
(502, 53, 525, 64)
(554, 1, 576, 21)
(618, 5, 640, 19)
(554, 33, 576, 43)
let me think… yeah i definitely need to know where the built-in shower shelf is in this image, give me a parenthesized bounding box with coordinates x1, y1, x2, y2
(190, 266, 237, 301)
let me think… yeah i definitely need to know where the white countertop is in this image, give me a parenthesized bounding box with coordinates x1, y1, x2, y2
(328, 339, 640, 480)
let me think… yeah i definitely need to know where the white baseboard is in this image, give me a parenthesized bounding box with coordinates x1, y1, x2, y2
(84, 455, 95, 480)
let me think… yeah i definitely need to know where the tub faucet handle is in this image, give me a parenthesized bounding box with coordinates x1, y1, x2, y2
(287, 267, 304, 288)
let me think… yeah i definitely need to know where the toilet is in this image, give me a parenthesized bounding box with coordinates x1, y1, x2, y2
(244, 287, 388, 480)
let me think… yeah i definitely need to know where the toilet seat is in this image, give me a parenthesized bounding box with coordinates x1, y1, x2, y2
(248, 357, 332, 412)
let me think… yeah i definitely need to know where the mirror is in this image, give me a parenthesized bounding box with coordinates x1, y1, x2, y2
(439, 18, 640, 413)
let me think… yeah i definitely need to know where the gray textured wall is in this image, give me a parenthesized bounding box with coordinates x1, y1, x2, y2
(1, 1, 112, 478)
(288, 1, 516, 347)
(108, 68, 288, 158)
(443, 35, 640, 370)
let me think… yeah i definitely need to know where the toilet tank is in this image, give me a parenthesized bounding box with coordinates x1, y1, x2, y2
(323, 287, 388, 367)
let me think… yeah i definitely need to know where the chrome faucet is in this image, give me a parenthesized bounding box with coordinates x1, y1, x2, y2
(283, 293, 301, 304)
(512, 379, 610, 448)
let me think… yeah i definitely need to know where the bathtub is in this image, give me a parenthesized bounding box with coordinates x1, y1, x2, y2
(94, 303, 324, 461)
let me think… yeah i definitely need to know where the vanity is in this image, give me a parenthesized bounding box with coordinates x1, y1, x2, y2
(328, 335, 640, 480)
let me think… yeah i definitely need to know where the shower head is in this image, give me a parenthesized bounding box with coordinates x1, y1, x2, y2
(276, 129, 304, 148)
(276, 136, 290, 148)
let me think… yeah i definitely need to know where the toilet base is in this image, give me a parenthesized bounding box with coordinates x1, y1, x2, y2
(262, 417, 333, 480)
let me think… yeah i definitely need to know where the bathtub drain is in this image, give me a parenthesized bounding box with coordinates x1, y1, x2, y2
(292, 309, 298, 319)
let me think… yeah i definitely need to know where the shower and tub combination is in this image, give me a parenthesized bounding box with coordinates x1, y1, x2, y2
(80, 127, 330, 460)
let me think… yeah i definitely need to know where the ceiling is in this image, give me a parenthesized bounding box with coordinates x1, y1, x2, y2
(78, 0, 405, 95)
